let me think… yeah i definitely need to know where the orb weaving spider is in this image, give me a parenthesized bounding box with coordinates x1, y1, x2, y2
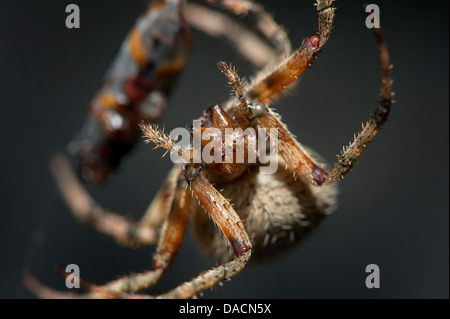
(26, 0, 393, 298)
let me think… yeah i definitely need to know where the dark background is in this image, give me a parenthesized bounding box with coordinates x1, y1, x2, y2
(0, 0, 448, 299)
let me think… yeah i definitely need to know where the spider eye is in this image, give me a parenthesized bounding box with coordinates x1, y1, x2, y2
(184, 164, 203, 181)
(248, 103, 266, 117)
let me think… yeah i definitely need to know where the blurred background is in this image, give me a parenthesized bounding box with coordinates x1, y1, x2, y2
(0, 0, 448, 298)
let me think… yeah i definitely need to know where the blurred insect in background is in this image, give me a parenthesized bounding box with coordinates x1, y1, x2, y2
(69, 0, 192, 185)
(25, 0, 393, 298)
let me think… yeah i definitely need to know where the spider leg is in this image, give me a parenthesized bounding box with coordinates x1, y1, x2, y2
(256, 26, 392, 186)
(49, 154, 160, 246)
(200, 0, 291, 61)
(139, 164, 181, 229)
(158, 254, 249, 298)
(23, 275, 75, 299)
(92, 174, 192, 296)
(152, 172, 251, 298)
(218, 61, 253, 121)
(119, 124, 251, 298)
(116, 172, 252, 299)
(247, 0, 335, 104)
(325, 27, 393, 184)
(151, 175, 191, 271)
(257, 108, 328, 185)
(184, 3, 275, 68)
(26, 172, 192, 298)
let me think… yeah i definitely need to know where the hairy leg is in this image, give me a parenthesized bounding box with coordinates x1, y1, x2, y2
(201, 0, 291, 60)
(25, 174, 192, 298)
(185, 2, 276, 68)
(247, 0, 335, 104)
(50, 154, 160, 246)
(142, 173, 251, 299)
(257, 109, 328, 185)
(326, 27, 393, 183)
(255, 25, 392, 187)
(138, 164, 181, 227)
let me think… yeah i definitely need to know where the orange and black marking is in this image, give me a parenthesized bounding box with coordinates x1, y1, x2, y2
(71, 0, 192, 185)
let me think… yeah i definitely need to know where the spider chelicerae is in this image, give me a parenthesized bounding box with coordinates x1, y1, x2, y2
(26, 0, 393, 298)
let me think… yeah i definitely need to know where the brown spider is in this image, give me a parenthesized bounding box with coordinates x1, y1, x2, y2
(25, 0, 392, 298)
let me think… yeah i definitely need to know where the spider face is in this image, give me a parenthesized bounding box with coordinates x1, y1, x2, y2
(25, 0, 392, 299)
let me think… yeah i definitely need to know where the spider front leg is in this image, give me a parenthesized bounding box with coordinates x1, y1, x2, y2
(257, 109, 328, 185)
(256, 27, 392, 186)
(245, 1, 391, 186)
(247, 0, 335, 104)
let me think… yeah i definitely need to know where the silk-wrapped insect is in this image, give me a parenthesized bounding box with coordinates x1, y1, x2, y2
(70, 0, 192, 185)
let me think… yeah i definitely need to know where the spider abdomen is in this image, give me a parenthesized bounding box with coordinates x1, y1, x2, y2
(192, 158, 338, 263)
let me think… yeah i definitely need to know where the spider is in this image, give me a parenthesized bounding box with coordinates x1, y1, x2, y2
(25, 0, 393, 298)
